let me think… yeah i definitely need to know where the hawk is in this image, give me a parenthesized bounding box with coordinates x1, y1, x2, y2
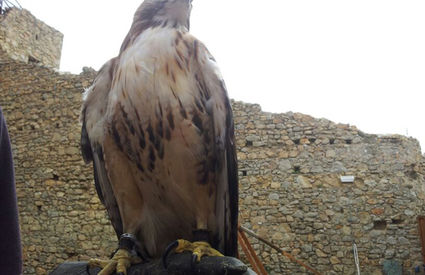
(80, 0, 238, 273)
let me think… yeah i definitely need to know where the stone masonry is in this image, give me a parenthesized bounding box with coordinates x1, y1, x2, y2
(0, 60, 116, 275)
(1, 8, 425, 275)
(0, 8, 63, 69)
(233, 103, 425, 274)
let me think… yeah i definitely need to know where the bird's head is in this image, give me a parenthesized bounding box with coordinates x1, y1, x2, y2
(120, 0, 193, 53)
(135, 0, 193, 30)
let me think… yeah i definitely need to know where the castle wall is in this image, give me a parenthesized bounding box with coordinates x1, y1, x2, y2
(0, 8, 63, 69)
(234, 103, 425, 274)
(1, 59, 425, 274)
(0, 60, 115, 275)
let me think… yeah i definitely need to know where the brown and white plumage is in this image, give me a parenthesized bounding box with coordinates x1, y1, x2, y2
(81, 0, 238, 260)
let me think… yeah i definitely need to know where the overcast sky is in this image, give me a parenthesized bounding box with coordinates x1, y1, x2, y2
(15, 0, 425, 152)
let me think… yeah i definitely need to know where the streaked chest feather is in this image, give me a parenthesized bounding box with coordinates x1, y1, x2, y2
(106, 27, 224, 191)
(111, 27, 199, 103)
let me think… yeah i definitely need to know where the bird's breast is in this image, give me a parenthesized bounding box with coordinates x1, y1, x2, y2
(106, 27, 217, 195)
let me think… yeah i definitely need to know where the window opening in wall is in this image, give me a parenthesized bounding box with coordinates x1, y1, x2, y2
(391, 219, 404, 225)
(242, 171, 247, 176)
(329, 138, 335, 144)
(293, 166, 301, 174)
(246, 140, 253, 146)
(308, 138, 316, 144)
(35, 34, 39, 40)
(406, 165, 418, 180)
(66, 251, 77, 257)
(293, 139, 300, 145)
(345, 139, 352, 144)
(53, 174, 59, 181)
(408, 170, 418, 180)
(28, 55, 40, 64)
(373, 220, 387, 230)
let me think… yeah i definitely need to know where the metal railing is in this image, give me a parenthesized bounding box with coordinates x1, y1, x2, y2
(1, 0, 23, 14)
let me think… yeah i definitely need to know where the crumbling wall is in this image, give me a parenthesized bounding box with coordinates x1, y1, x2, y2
(234, 102, 425, 274)
(0, 8, 63, 68)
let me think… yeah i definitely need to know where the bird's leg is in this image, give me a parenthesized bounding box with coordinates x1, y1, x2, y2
(89, 136, 145, 274)
(193, 229, 210, 243)
(162, 238, 224, 268)
(88, 233, 142, 275)
(162, 223, 223, 268)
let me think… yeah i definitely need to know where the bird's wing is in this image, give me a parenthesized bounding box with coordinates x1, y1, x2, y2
(223, 100, 239, 257)
(217, 89, 239, 257)
(193, 41, 239, 257)
(81, 58, 123, 238)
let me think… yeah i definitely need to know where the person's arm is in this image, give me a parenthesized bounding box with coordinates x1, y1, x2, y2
(0, 107, 22, 275)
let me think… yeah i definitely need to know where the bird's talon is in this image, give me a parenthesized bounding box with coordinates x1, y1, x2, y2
(192, 241, 224, 260)
(191, 253, 198, 266)
(162, 240, 179, 268)
(175, 239, 192, 253)
(193, 251, 202, 262)
(163, 239, 224, 269)
(88, 248, 139, 275)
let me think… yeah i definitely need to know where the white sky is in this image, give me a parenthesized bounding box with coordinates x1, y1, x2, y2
(16, 0, 425, 152)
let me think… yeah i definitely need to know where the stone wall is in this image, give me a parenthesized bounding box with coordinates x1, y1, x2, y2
(0, 8, 63, 69)
(1, 57, 425, 274)
(0, 60, 116, 275)
(233, 103, 425, 274)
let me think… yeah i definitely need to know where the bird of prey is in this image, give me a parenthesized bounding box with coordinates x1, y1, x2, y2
(80, 0, 238, 274)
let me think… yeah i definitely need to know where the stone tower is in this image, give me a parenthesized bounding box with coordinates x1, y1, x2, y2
(0, 8, 63, 69)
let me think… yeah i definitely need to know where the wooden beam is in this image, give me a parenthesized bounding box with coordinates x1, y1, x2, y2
(240, 226, 322, 275)
(238, 229, 268, 275)
(417, 216, 425, 264)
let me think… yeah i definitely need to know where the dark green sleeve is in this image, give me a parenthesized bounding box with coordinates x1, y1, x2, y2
(0, 107, 22, 275)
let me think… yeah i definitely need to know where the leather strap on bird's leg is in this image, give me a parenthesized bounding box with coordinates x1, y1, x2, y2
(193, 229, 210, 243)
(119, 233, 137, 252)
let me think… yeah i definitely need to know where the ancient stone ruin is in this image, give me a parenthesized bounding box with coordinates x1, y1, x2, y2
(0, 7, 63, 69)
(1, 7, 425, 275)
